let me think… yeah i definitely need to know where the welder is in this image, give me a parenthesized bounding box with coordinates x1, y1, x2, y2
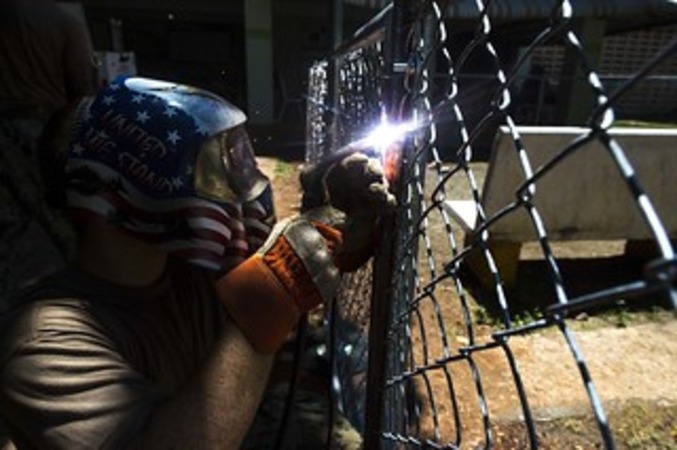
(0, 76, 395, 449)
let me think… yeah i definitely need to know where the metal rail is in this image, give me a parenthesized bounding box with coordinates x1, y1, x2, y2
(305, 1, 676, 448)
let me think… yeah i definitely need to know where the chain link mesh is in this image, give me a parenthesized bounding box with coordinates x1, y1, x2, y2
(305, 1, 676, 448)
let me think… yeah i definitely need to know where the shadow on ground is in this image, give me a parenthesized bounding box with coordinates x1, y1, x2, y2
(463, 251, 673, 324)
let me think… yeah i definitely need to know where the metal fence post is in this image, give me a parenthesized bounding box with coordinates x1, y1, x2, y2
(363, 2, 415, 448)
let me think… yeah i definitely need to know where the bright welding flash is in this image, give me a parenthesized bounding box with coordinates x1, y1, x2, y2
(363, 121, 413, 153)
(362, 119, 418, 183)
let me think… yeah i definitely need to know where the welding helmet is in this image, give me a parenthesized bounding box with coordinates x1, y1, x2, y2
(65, 76, 275, 271)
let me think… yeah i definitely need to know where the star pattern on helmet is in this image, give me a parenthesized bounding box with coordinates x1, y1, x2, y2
(96, 130, 110, 141)
(163, 107, 178, 118)
(82, 106, 93, 123)
(72, 143, 85, 156)
(77, 77, 220, 200)
(136, 111, 150, 124)
(194, 122, 209, 135)
(171, 176, 185, 190)
(167, 130, 181, 145)
(67, 77, 276, 272)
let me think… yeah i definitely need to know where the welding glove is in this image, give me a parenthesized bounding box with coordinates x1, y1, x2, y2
(215, 215, 342, 353)
(215, 152, 395, 353)
(301, 151, 397, 271)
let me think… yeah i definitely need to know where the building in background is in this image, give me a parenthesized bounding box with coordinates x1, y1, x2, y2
(69, 0, 376, 126)
(345, 0, 677, 125)
(63, 0, 676, 159)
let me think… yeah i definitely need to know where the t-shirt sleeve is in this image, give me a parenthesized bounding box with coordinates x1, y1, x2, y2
(0, 301, 165, 450)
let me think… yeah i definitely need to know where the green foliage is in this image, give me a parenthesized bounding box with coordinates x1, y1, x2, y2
(274, 160, 295, 179)
(611, 401, 677, 449)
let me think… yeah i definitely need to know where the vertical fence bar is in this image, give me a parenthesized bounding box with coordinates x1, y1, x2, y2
(363, 1, 414, 448)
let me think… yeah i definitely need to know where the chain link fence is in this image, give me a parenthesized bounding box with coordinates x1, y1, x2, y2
(306, 1, 676, 448)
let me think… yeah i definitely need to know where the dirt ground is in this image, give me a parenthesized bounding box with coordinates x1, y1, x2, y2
(258, 156, 677, 449)
(257, 156, 303, 219)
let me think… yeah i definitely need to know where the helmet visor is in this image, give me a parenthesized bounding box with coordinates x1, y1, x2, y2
(194, 126, 270, 203)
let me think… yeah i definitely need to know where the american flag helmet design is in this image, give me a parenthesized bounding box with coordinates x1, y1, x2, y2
(66, 76, 275, 272)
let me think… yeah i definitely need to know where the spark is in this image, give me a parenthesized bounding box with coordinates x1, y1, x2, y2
(362, 119, 421, 155)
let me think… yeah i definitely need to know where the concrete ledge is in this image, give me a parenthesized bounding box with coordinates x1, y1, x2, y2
(453, 126, 677, 242)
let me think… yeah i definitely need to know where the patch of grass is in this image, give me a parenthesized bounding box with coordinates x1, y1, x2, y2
(274, 160, 295, 179)
(610, 401, 677, 449)
(472, 302, 545, 330)
(614, 120, 677, 129)
(493, 401, 677, 449)
(472, 296, 674, 335)
(568, 303, 675, 332)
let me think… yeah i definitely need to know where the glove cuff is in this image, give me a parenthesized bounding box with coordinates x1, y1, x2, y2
(215, 219, 343, 354)
(215, 255, 301, 353)
(262, 233, 325, 312)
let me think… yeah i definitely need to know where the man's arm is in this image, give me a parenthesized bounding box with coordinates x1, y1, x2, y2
(0, 301, 274, 450)
(130, 322, 274, 449)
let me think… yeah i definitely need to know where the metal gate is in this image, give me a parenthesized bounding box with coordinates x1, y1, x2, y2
(305, 1, 677, 448)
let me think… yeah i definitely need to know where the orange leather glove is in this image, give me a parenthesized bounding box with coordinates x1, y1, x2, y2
(217, 152, 396, 354)
(215, 216, 343, 353)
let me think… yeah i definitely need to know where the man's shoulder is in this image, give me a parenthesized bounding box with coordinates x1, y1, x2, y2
(0, 294, 92, 368)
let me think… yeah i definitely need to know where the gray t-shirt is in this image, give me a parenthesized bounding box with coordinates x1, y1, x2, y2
(0, 260, 226, 449)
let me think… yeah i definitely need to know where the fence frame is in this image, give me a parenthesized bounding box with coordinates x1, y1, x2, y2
(304, 1, 677, 448)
